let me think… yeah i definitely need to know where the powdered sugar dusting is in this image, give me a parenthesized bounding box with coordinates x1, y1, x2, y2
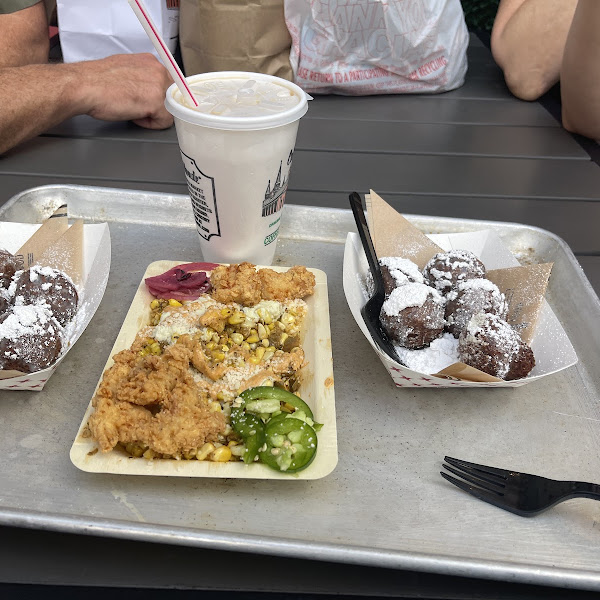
(459, 312, 522, 379)
(382, 282, 443, 316)
(395, 333, 459, 374)
(423, 250, 486, 292)
(0, 303, 55, 341)
(446, 278, 507, 336)
(379, 256, 424, 285)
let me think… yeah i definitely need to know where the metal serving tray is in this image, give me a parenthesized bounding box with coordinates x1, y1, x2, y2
(1, 185, 600, 592)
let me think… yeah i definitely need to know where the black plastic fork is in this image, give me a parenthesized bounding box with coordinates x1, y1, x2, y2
(441, 456, 600, 517)
(348, 192, 402, 365)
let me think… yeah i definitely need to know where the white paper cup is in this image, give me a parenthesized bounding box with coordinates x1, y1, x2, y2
(165, 72, 309, 265)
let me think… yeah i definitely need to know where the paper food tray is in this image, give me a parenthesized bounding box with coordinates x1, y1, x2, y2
(343, 229, 578, 388)
(70, 261, 338, 479)
(0, 222, 111, 391)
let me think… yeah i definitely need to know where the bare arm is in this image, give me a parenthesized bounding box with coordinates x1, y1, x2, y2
(0, 2, 49, 68)
(0, 53, 173, 155)
(491, 0, 578, 101)
(561, 0, 600, 139)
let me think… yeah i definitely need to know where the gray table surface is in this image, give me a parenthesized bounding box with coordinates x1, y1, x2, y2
(1, 33, 599, 598)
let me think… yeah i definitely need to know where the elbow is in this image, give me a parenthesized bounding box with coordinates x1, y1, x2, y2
(562, 107, 600, 141)
(503, 72, 549, 102)
(491, 31, 552, 102)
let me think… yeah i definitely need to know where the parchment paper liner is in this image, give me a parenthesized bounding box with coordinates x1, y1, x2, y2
(70, 261, 338, 479)
(0, 209, 111, 390)
(343, 191, 578, 388)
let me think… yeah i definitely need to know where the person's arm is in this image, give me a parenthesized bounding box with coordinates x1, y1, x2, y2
(560, 0, 600, 140)
(0, 1, 49, 68)
(491, 0, 578, 101)
(0, 53, 174, 155)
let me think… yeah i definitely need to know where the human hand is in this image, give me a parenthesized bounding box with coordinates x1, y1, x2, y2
(74, 53, 174, 129)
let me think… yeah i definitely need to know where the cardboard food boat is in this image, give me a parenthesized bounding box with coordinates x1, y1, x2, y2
(343, 191, 578, 388)
(0, 206, 111, 391)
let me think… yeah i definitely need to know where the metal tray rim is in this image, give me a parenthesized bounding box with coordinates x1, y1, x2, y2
(2, 507, 599, 592)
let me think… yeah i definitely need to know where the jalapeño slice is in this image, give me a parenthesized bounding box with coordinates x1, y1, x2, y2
(240, 386, 314, 420)
(259, 417, 318, 473)
(230, 407, 266, 465)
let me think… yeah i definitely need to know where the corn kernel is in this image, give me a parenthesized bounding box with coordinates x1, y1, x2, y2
(257, 323, 269, 340)
(229, 443, 245, 457)
(206, 341, 217, 350)
(168, 299, 183, 307)
(231, 333, 244, 345)
(263, 350, 274, 362)
(249, 356, 261, 365)
(150, 342, 161, 355)
(221, 345, 229, 352)
(126, 443, 144, 458)
(255, 347, 266, 360)
(246, 334, 259, 344)
(212, 351, 226, 362)
(220, 308, 232, 317)
(150, 299, 160, 309)
(261, 338, 269, 347)
(210, 401, 222, 412)
(211, 446, 232, 462)
(241, 341, 251, 352)
(228, 311, 245, 325)
(281, 313, 295, 326)
(196, 443, 215, 461)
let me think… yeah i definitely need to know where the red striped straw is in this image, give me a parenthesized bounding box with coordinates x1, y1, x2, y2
(128, 0, 198, 107)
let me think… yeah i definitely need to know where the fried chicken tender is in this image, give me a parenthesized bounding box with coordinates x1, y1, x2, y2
(210, 262, 315, 306)
(210, 262, 262, 305)
(259, 266, 315, 301)
(89, 335, 226, 455)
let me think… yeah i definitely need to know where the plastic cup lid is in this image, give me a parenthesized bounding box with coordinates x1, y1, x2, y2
(165, 71, 309, 131)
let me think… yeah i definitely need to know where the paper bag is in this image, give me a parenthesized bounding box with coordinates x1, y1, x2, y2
(57, 0, 179, 63)
(179, 0, 293, 80)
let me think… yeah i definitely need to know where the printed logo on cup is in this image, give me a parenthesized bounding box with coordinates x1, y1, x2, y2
(181, 151, 221, 241)
(264, 227, 279, 247)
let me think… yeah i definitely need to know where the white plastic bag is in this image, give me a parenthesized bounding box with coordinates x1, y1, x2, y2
(57, 0, 179, 63)
(284, 0, 469, 95)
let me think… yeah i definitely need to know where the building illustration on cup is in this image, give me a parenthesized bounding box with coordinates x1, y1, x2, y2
(263, 161, 289, 217)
